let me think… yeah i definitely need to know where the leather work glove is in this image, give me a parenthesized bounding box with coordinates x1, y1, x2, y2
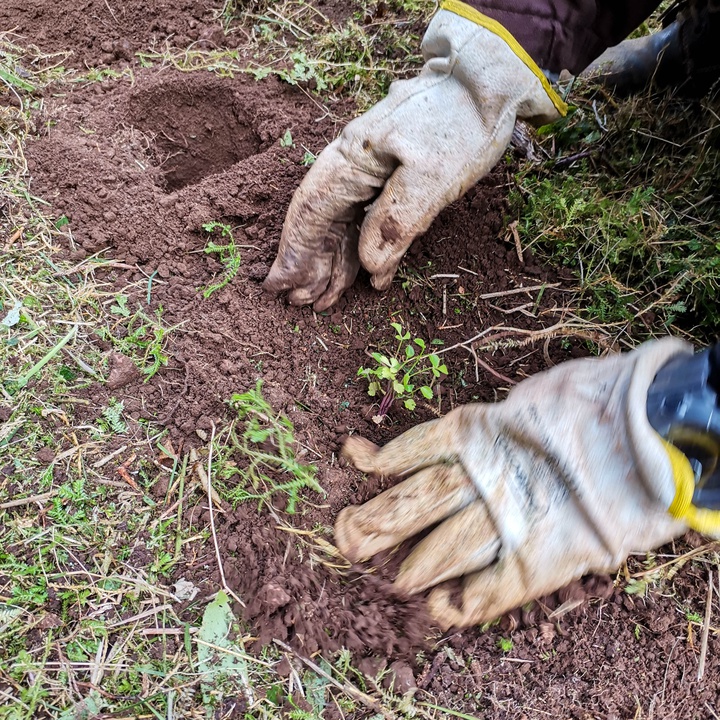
(263, 2, 567, 311)
(335, 338, 695, 629)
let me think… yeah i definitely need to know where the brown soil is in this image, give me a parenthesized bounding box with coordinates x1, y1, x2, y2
(8, 1, 720, 717)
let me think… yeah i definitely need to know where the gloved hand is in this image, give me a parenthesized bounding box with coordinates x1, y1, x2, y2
(335, 338, 694, 629)
(263, 3, 566, 311)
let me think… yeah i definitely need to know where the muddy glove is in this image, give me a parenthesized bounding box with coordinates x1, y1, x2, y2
(335, 338, 696, 629)
(263, 2, 566, 311)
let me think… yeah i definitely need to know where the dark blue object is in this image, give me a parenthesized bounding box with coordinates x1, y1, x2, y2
(646, 343, 720, 509)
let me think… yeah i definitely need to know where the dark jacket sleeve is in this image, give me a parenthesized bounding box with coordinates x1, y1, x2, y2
(462, 0, 663, 74)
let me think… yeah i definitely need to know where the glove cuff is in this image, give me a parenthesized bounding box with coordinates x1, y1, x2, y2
(439, 0, 568, 117)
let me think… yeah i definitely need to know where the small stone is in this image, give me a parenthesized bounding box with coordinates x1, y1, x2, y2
(259, 581, 291, 612)
(36, 447, 55, 464)
(106, 352, 140, 390)
(385, 661, 416, 694)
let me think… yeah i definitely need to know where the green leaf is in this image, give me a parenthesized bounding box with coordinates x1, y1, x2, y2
(414, 338, 426, 350)
(0, 65, 35, 92)
(280, 129, 294, 147)
(429, 354, 440, 368)
(368, 381, 380, 397)
(420, 386, 433, 399)
(404, 398, 416, 411)
(438, 364, 448, 375)
(393, 380, 405, 395)
(197, 591, 251, 714)
(405, 345, 415, 358)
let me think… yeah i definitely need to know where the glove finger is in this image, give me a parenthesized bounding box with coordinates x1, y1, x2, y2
(263, 141, 385, 305)
(334, 463, 476, 563)
(312, 210, 362, 312)
(395, 500, 499, 595)
(359, 164, 467, 291)
(342, 413, 462, 477)
(428, 555, 531, 630)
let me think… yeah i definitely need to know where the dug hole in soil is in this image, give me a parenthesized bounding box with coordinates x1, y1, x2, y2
(6, 0, 719, 715)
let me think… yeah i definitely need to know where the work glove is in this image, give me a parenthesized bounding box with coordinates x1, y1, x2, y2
(335, 338, 695, 629)
(263, 2, 567, 311)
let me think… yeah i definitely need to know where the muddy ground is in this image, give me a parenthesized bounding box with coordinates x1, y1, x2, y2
(4, 0, 720, 717)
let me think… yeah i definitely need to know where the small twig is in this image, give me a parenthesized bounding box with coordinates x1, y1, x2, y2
(479, 283, 560, 300)
(507, 221, 524, 264)
(92, 444, 128, 469)
(473, 352, 516, 386)
(4, 226, 23, 251)
(592, 99, 607, 132)
(207, 422, 245, 608)
(0, 492, 54, 510)
(272, 639, 395, 719)
(553, 149, 594, 168)
(192, 447, 223, 509)
(698, 569, 713, 681)
(631, 542, 720, 578)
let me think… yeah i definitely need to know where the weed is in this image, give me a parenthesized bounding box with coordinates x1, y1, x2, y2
(217, 381, 324, 513)
(98, 304, 175, 379)
(98, 398, 127, 435)
(625, 578, 649, 596)
(497, 637, 513, 653)
(201, 221, 243, 298)
(358, 322, 447, 421)
(280, 128, 295, 148)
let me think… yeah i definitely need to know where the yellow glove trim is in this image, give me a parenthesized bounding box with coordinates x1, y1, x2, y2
(662, 438, 720, 536)
(440, 0, 568, 117)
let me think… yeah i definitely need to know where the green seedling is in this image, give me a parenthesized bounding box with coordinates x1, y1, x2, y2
(358, 322, 447, 421)
(201, 221, 242, 298)
(98, 398, 127, 435)
(497, 637, 513, 653)
(280, 129, 294, 148)
(102, 305, 174, 380)
(220, 381, 324, 513)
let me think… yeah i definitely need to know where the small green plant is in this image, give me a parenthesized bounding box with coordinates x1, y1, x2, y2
(101, 305, 174, 379)
(99, 398, 127, 435)
(358, 322, 447, 421)
(220, 381, 324, 513)
(624, 578, 649, 596)
(280, 129, 294, 148)
(201, 221, 242, 298)
(497, 637, 513, 653)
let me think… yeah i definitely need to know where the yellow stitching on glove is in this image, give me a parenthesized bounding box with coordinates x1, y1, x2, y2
(663, 438, 720, 536)
(440, 0, 568, 117)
